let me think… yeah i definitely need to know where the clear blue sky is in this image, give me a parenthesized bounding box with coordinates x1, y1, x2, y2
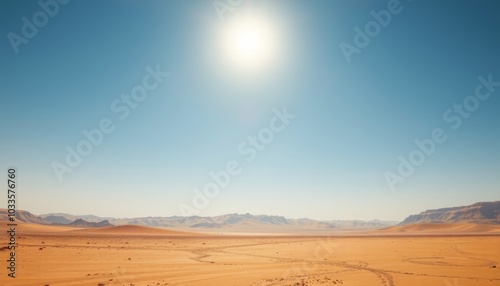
(1, 0, 499, 220)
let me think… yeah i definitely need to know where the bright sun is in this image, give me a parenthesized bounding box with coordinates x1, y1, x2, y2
(222, 15, 277, 71)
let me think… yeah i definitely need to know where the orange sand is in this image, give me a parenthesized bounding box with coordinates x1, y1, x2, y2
(0, 222, 499, 286)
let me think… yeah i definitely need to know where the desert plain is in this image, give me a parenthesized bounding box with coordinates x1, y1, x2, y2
(0, 223, 499, 286)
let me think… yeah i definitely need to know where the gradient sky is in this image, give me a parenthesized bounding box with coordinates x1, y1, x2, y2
(1, 0, 499, 221)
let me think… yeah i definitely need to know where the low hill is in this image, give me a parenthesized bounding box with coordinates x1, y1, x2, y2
(65, 218, 114, 228)
(41, 213, 116, 223)
(401, 201, 500, 225)
(43, 215, 72, 224)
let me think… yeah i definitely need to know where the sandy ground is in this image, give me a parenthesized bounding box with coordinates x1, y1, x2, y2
(1, 223, 499, 286)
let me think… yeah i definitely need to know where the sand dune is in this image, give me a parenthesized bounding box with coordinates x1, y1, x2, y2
(0, 221, 80, 233)
(8, 220, 500, 237)
(7, 219, 500, 238)
(0, 221, 202, 236)
(68, 224, 203, 236)
(1, 220, 499, 285)
(379, 223, 500, 234)
(2, 228, 499, 286)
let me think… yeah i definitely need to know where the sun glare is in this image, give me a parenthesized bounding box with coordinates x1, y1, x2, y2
(222, 15, 278, 71)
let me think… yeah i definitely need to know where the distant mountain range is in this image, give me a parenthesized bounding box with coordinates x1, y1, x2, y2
(0, 209, 114, 227)
(2, 201, 498, 231)
(0, 209, 398, 231)
(40, 213, 116, 224)
(41, 212, 396, 231)
(400, 201, 500, 225)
